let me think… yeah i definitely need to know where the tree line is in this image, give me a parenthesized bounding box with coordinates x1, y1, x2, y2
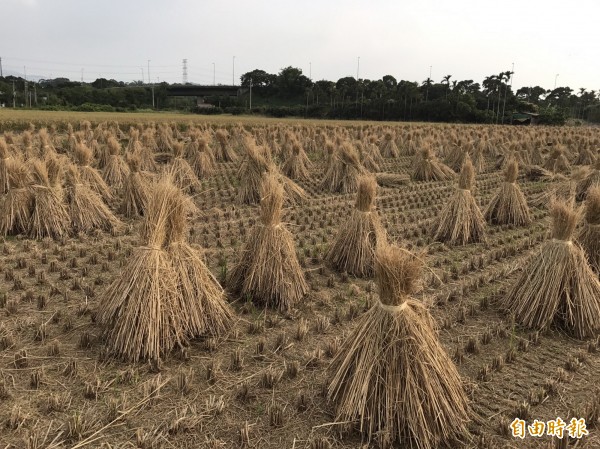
(1, 67, 599, 125)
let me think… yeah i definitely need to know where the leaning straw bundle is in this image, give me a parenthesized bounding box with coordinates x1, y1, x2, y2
(320, 142, 365, 194)
(282, 142, 311, 180)
(412, 147, 455, 182)
(484, 160, 532, 226)
(503, 200, 600, 338)
(0, 137, 12, 194)
(0, 159, 32, 236)
(165, 184, 234, 338)
(573, 146, 596, 166)
(169, 142, 201, 193)
(328, 245, 470, 448)
(575, 159, 600, 201)
(74, 143, 112, 202)
(188, 137, 216, 178)
(227, 173, 307, 312)
(325, 175, 387, 277)
(103, 137, 130, 190)
(214, 129, 238, 162)
(120, 155, 150, 218)
(578, 186, 600, 273)
(432, 158, 486, 245)
(374, 172, 410, 188)
(27, 159, 70, 240)
(379, 131, 399, 158)
(97, 180, 184, 362)
(65, 166, 122, 234)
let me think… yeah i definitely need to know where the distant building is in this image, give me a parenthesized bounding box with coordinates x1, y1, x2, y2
(512, 112, 539, 125)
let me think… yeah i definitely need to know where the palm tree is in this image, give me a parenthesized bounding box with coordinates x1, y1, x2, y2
(501, 70, 514, 124)
(442, 75, 452, 100)
(422, 77, 433, 102)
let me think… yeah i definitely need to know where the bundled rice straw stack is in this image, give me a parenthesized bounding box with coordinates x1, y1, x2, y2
(282, 141, 311, 180)
(188, 137, 216, 178)
(238, 141, 305, 205)
(169, 141, 201, 193)
(432, 158, 486, 245)
(484, 160, 532, 226)
(578, 186, 600, 274)
(64, 166, 122, 234)
(165, 184, 234, 337)
(74, 143, 112, 202)
(503, 200, 600, 338)
(326, 175, 387, 277)
(120, 155, 150, 218)
(28, 159, 70, 239)
(98, 178, 206, 362)
(0, 159, 32, 236)
(0, 137, 12, 194)
(328, 244, 470, 448)
(227, 173, 307, 312)
(320, 142, 365, 194)
(576, 159, 600, 201)
(103, 137, 130, 190)
(214, 129, 237, 162)
(128, 128, 157, 172)
(379, 131, 399, 158)
(412, 147, 454, 182)
(574, 146, 596, 166)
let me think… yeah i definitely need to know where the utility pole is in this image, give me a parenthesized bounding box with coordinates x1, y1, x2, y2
(182, 59, 188, 84)
(356, 56, 360, 108)
(34, 84, 37, 106)
(212, 62, 215, 86)
(309, 62, 312, 80)
(148, 60, 154, 108)
(24, 66, 28, 107)
(0, 57, 3, 77)
(12, 80, 15, 108)
(554, 73, 559, 90)
(232, 56, 235, 86)
(249, 77, 252, 110)
(141, 67, 144, 83)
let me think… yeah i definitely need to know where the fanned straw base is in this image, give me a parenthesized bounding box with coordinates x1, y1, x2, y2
(97, 246, 183, 362)
(228, 224, 307, 312)
(328, 300, 469, 448)
(502, 240, 600, 338)
(168, 242, 234, 337)
(433, 189, 486, 245)
(485, 182, 532, 226)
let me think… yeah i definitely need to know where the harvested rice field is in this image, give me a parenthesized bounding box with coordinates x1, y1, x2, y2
(0, 115, 599, 449)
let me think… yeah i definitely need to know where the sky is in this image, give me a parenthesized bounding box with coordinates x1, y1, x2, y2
(1, 0, 598, 92)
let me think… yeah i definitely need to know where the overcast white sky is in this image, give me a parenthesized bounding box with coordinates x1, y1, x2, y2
(1, 0, 598, 91)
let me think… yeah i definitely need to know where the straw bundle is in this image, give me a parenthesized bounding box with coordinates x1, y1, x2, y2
(74, 143, 112, 202)
(27, 159, 70, 240)
(412, 147, 455, 182)
(169, 142, 201, 193)
(214, 129, 237, 162)
(444, 145, 469, 172)
(65, 166, 121, 233)
(578, 186, 600, 273)
(328, 245, 470, 448)
(121, 155, 150, 218)
(165, 184, 234, 337)
(97, 180, 184, 362)
(432, 158, 486, 245)
(574, 147, 596, 166)
(575, 159, 600, 201)
(103, 137, 130, 190)
(156, 125, 174, 153)
(227, 173, 307, 312)
(503, 200, 600, 339)
(0, 159, 32, 236)
(484, 160, 532, 226)
(544, 147, 570, 173)
(379, 131, 399, 158)
(0, 137, 12, 194)
(282, 142, 311, 180)
(128, 128, 157, 172)
(188, 137, 216, 178)
(320, 142, 365, 194)
(325, 175, 387, 277)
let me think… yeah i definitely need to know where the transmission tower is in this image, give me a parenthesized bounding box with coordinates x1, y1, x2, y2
(182, 59, 188, 84)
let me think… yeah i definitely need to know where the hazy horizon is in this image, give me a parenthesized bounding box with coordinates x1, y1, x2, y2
(1, 0, 598, 92)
